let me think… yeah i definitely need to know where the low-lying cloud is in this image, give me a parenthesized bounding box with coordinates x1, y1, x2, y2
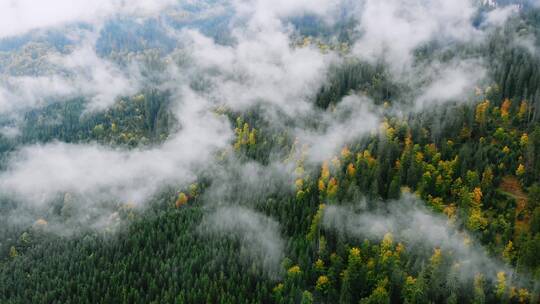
(200, 206, 285, 278)
(0, 87, 232, 207)
(0, 0, 176, 38)
(352, 0, 480, 72)
(323, 195, 513, 281)
(0, 0, 526, 234)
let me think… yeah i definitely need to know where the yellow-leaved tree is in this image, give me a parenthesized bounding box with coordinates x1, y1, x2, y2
(475, 100, 490, 132)
(175, 192, 188, 208)
(500, 98, 511, 120)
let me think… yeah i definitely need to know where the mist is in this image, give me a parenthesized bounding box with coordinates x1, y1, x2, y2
(0, 0, 176, 38)
(323, 194, 514, 282)
(0, 0, 525, 234)
(200, 206, 285, 278)
(0, 87, 232, 208)
(2, 1, 539, 302)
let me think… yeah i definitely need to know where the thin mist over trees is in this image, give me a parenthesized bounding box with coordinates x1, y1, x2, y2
(1, 0, 540, 303)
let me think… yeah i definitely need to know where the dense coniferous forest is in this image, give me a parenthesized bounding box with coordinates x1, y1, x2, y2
(2, 1, 540, 303)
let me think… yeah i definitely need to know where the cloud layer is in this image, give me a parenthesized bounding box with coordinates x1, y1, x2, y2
(0, 87, 232, 207)
(323, 195, 513, 281)
(200, 206, 285, 278)
(0, 0, 176, 38)
(0, 0, 523, 233)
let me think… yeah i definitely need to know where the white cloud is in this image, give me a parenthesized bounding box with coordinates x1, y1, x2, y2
(414, 59, 487, 109)
(296, 94, 380, 162)
(0, 31, 145, 114)
(352, 0, 480, 72)
(483, 5, 519, 27)
(323, 195, 514, 281)
(0, 0, 176, 38)
(0, 0, 522, 233)
(200, 206, 285, 278)
(0, 75, 75, 114)
(0, 87, 232, 206)
(183, 27, 334, 116)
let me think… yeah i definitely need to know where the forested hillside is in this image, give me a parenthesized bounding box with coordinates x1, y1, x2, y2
(1, 0, 540, 303)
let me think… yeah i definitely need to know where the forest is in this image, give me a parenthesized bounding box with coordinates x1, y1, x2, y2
(2, 0, 540, 303)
